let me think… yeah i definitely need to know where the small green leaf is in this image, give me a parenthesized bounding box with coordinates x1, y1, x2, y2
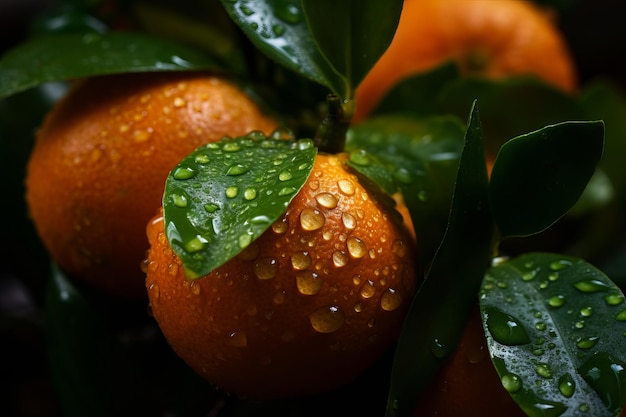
(489, 121, 605, 238)
(163, 132, 317, 278)
(481, 253, 626, 417)
(0, 31, 221, 99)
(346, 114, 465, 264)
(386, 102, 495, 417)
(219, 0, 344, 97)
(301, 0, 403, 100)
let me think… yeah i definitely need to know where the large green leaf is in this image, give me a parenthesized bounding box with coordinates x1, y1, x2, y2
(301, 0, 402, 101)
(163, 132, 317, 278)
(219, 0, 345, 97)
(481, 253, 626, 417)
(0, 31, 221, 99)
(489, 121, 605, 238)
(346, 114, 465, 266)
(386, 102, 495, 417)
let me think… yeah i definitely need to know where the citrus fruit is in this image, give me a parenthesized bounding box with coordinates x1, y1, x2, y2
(354, 0, 577, 122)
(144, 152, 418, 399)
(25, 71, 278, 298)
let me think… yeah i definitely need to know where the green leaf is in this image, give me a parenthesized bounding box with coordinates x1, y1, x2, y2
(436, 77, 586, 157)
(386, 102, 495, 417)
(301, 0, 403, 101)
(372, 61, 461, 117)
(346, 114, 465, 265)
(163, 132, 317, 278)
(45, 262, 108, 417)
(0, 31, 221, 99)
(219, 0, 344, 97)
(481, 253, 626, 417)
(489, 121, 605, 238)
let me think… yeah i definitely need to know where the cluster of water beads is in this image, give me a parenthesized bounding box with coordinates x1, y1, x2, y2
(479, 256, 626, 415)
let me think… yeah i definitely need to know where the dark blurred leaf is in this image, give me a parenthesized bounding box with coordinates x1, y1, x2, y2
(489, 121, 604, 238)
(163, 133, 316, 278)
(0, 31, 221, 99)
(373, 61, 460, 117)
(437, 77, 585, 157)
(481, 252, 626, 417)
(386, 102, 494, 417)
(301, 0, 402, 101)
(45, 263, 108, 417)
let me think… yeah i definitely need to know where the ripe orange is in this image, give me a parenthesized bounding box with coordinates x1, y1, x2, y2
(144, 152, 418, 399)
(25, 71, 278, 297)
(354, 0, 577, 122)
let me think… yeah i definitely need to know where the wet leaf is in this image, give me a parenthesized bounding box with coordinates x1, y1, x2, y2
(0, 31, 220, 99)
(163, 132, 316, 278)
(301, 0, 402, 100)
(219, 0, 345, 97)
(481, 253, 626, 417)
(346, 114, 465, 265)
(386, 102, 495, 417)
(489, 121, 605, 238)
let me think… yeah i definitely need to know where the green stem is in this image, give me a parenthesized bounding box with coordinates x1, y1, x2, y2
(314, 93, 353, 153)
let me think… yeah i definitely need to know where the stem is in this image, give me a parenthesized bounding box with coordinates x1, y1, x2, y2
(313, 93, 353, 153)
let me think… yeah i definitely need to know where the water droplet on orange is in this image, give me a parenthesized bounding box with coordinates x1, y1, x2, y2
(315, 192, 339, 209)
(347, 236, 367, 258)
(291, 251, 311, 270)
(254, 257, 278, 280)
(309, 305, 345, 333)
(296, 271, 323, 295)
(381, 288, 402, 311)
(300, 208, 325, 231)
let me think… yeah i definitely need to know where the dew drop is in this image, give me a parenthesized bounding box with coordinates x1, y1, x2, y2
(353, 303, 363, 313)
(254, 257, 278, 280)
(223, 142, 241, 152)
(392, 240, 408, 258)
(300, 208, 325, 231)
(558, 373, 576, 397)
(381, 288, 402, 311)
(580, 306, 593, 317)
(605, 293, 624, 306)
(347, 237, 367, 258)
(332, 250, 348, 268)
(244, 188, 257, 200)
(501, 373, 522, 393)
(536, 362, 553, 378)
(291, 251, 311, 270)
(485, 306, 531, 345)
(238, 234, 252, 249)
(549, 260, 572, 271)
(184, 236, 207, 253)
(296, 271, 323, 295)
(229, 331, 247, 347)
(226, 164, 248, 176)
(278, 186, 296, 196)
(337, 179, 356, 195)
(204, 203, 219, 213)
(173, 166, 196, 180)
(430, 338, 448, 359)
(360, 280, 376, 299)
(170, 193, 188, 208)
(577, 336, 600, 349)
(194, 154, 210, 164)
(309, 305, 345, 333)
(341, 212, 357, 230)
(616, 308, 626, 321)
(573, 279, 612, 293)
(272, 218, 288, 234)
(278, 171, 293, 181)
(548, 295, 566, 307)
(226, 186, 238, 198)
(316, 192, 338, 209)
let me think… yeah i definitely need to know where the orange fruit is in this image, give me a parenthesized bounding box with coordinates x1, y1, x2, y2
(144, 152, 418, 399)
(354, 0, 577, 122)
(25, 71, 278, 297)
